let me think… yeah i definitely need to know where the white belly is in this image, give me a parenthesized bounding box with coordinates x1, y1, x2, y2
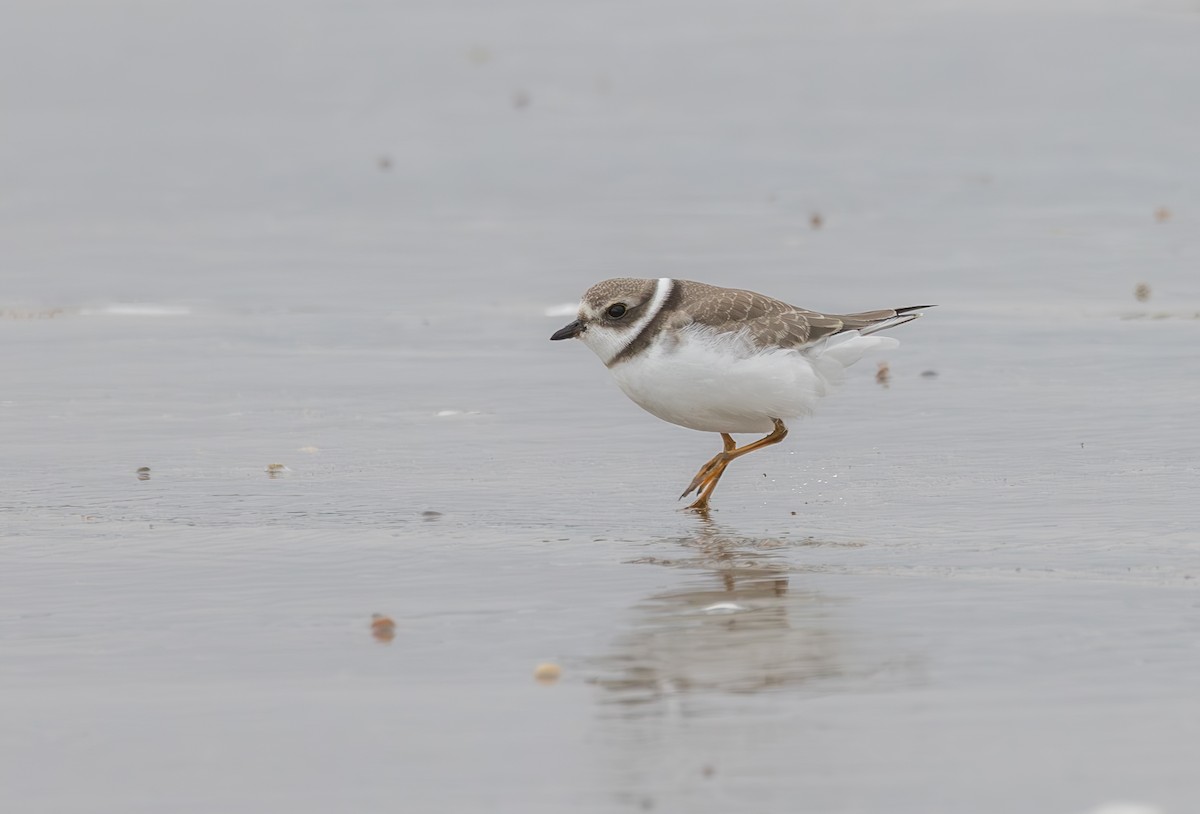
(609, 326, 896, 434)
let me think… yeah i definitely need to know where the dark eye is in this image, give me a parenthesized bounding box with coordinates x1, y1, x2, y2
(607, 303, 627, 319)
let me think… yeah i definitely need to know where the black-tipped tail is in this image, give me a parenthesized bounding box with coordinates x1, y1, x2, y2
(852, 304, 935, 336)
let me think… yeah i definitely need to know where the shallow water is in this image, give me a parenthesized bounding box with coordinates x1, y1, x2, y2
(3, 1, 1200, 812)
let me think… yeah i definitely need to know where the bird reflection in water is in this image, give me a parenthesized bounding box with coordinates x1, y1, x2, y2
(591, 523, 860, 715)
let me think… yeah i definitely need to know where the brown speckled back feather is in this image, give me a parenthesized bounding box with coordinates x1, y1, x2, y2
(667, 279, 929, 351)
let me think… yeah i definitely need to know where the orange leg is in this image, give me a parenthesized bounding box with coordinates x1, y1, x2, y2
(680, 433, 738, 499)
(680, 419, 789, 512)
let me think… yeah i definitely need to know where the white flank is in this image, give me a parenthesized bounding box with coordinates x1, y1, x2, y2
(611, 325, 897, 434)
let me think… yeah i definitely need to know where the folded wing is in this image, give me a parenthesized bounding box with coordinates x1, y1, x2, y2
(672, 279, 933, 353)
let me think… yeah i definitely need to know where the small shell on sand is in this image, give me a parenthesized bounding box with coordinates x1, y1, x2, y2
(370, 614, 397, 643)
(533, 662, 562, 683)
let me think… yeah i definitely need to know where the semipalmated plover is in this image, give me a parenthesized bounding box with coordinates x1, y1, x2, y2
(551, 277, 930, 511)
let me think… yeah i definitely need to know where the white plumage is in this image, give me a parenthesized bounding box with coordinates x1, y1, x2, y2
(610, 323, 899, 434)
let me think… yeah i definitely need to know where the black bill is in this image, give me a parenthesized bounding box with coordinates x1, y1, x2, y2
(550, 319, 584, 340)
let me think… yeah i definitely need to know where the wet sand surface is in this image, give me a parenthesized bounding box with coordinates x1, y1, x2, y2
(3, 2, 1200, 812)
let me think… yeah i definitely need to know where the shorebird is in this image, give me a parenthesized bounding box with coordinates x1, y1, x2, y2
(551, 277, 930, 511)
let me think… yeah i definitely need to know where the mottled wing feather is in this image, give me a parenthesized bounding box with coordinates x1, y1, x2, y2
(670, 280, 926, 352)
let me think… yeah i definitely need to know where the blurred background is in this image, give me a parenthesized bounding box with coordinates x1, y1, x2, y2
(4, 0, 1197, 311)
(2, 2, 1198, 813)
